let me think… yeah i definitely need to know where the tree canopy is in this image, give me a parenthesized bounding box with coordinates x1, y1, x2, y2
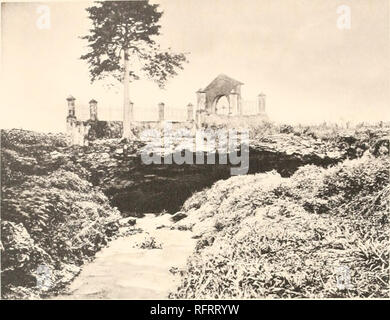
(80, 1, 188, 88)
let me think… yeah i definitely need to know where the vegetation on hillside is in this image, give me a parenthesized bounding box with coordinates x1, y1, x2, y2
(1, 130, 121, 299)
(1, 123, 388, 299)
(172, 152, 389, 298)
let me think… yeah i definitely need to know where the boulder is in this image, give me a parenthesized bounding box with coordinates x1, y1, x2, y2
(128, 218, 136, 226)
(170, 211, 188, 222)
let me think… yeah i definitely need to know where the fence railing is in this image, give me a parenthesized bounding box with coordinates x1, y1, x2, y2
(241, 100, 258, 115)
(164, 106, 188, 122)
(68, 96, 263, 124)
(72, 101, 189, 122)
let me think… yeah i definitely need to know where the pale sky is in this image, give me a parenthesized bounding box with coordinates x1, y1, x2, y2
(1, 0, 389, 132)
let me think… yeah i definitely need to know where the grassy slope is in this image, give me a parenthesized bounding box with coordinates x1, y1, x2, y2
(172, 154, 389, 298)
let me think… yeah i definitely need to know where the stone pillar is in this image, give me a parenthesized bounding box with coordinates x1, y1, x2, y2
(196, 90, 206, 111)
(66, 95, 76, 117)
(196, 90, 206, 127)
(66, 95, 76, 137)
(236, 85, 242, 115)
(89, 99, 98, 121)
(257, 93, 266, 113)
(229, 93, 239, 116)
(187, 103, 194, 122)
(158, 102, 165, 121)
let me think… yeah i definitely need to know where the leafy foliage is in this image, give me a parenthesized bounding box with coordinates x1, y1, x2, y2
(172, 155, 390, 298)
(80, 1, 188, 87)
(1, 130, 121, 299)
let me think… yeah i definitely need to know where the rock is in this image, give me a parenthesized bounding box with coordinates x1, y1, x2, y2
(372, 136, 389, 157)
(50, 151, 64, 159)
(118, 217, 136, 226)
(101, 152, 110, 159)
(55, 263, 80, 286)
(128, 218, 136, 226)
(171, 211, 188, 222)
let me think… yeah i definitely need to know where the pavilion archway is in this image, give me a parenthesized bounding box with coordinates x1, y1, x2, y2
(196, 74, 243, 116)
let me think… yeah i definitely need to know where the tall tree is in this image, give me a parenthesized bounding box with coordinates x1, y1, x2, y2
(81, 1, 188, 138)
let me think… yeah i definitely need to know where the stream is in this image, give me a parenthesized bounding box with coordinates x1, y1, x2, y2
(54, 214, 196, 299)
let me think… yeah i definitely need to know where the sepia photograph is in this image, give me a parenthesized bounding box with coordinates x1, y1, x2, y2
(0, 0, 389, 306)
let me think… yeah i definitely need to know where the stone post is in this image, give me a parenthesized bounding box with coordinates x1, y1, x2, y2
(196, 90, 206, 111)
(89, 99, 98, 121)
(158, 102, 165, 121)
(228, 93, 239, 116)
(187, 103, 194, 122)
(66, 95, 76, 117)
(236, 85, 242, 115)
(66, 95, 76, 138)
(257, 93, 266, 113)
(196, 90, 206, 127)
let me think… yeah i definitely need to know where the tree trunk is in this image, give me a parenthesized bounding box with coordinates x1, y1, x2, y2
(122, 48, 132, 139)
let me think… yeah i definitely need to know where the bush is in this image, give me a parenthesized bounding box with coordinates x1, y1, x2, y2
(1, 130, 121, 299)
(318, 157, 389, 204)
(172, 154, 389, 298)
(137, 235, 162, 250)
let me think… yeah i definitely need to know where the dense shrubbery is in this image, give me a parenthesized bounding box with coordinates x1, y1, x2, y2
(1, 130, 121, 299)
(1, 129, 67, 150)
(207, 119, 389, 143)
(251, 121, 389, 142)
(1, 126, 389, 299)
(172, 154, 389, 298)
